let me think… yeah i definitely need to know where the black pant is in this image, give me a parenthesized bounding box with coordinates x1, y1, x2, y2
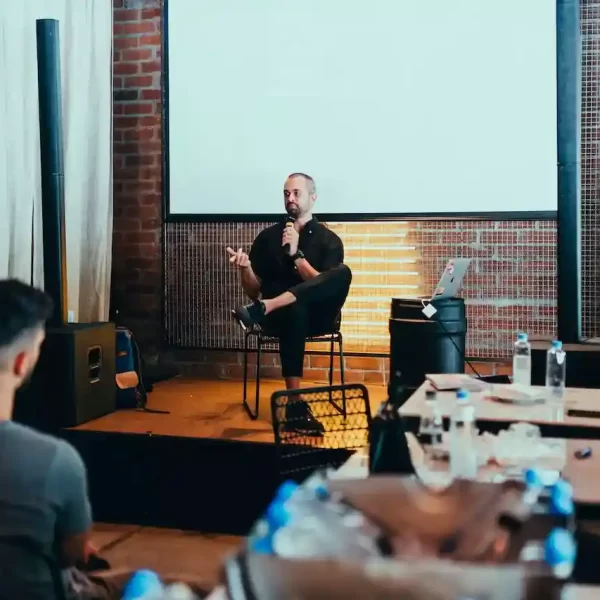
(263, 264, 352, 378)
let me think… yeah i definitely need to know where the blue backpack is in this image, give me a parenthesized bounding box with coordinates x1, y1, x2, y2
(115, 328, 168, 413)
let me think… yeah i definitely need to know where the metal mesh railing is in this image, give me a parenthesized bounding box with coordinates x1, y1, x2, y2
(270, 384, 371, 481)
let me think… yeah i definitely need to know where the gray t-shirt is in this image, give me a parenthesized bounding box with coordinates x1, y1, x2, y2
(0, 420, 92, 600)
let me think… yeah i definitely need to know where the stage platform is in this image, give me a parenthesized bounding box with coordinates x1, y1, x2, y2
(70, 377, 387, 442)
(61, 377, 386, 536)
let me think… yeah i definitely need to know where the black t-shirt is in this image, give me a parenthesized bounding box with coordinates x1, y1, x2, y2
(249, 217, 344, 298)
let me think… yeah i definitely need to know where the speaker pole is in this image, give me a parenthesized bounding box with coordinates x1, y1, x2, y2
(36, 19, 68, 327)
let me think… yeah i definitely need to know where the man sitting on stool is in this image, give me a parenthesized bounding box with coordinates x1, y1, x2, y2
(228, 173, 352, 435)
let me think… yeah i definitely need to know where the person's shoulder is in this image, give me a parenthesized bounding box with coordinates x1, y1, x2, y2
(317, 222, 343, 245)
(260, 222, 282, 237)
(2, 421, 62, 451)
(52, 438, 86, 473)
(7, 422, 85, 471)
(253, 222, 281, 246)
(0, 422, 72, 475)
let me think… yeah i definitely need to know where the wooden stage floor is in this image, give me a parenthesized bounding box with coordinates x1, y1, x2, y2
(71, 377, 387, 443)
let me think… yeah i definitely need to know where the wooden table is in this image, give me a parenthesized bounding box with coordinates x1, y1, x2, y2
(399, 382, 600, 439)
(332, 435, 600, 508)
(207, 581, 596, 599)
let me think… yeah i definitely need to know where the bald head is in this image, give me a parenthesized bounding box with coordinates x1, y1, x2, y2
(284, 173, 317, 219)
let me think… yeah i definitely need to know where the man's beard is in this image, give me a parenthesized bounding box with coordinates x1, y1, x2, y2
(286, 204, 300, 218)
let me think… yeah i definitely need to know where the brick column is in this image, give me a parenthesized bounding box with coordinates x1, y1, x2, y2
(112, 0, 163, 355)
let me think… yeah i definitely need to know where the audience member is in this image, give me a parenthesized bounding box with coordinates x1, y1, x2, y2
(0, 280, 108, 599)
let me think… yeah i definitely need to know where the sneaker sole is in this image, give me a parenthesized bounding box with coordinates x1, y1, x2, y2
(231, 307, 254, 330)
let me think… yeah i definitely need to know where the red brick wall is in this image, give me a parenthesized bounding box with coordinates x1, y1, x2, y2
(112, 0, 163, 353)
(170, 350, 512, 387)
(111, 1, 591, 385)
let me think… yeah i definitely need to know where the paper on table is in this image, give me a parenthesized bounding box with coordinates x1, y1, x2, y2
(426, 374, 490, 392)
(484, 384, 547, 406)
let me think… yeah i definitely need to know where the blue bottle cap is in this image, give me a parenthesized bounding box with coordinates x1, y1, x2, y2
(266, 500, 291, 530)
(552, 479, 574, 499)
(552, 340, 563, 349)
(524, 468, 543, 488)
(551, 494, 575, 517)
(544, 528, 577, 566)
(313, 482, 329, 500)
(276, 480, 299, 502)
(456, 389, 469, 401)
(249, 535, 274, 554)
(518, 332, 528, 341)
(122, 570, 163, 599)
(551, 480, 575, 516)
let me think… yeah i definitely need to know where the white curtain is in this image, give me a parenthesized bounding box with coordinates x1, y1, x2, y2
(0, 0, 113, 322)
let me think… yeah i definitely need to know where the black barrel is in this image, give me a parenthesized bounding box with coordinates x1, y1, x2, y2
(389, 297, 467, 394)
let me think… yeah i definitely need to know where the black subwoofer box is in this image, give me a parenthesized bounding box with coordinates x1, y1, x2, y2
(14, 322, 116, 431)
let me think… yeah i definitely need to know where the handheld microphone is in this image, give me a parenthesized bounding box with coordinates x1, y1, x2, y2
(283, 216, 295, 254)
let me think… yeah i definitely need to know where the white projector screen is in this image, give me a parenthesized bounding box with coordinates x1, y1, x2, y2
(166, 0, 558, 218)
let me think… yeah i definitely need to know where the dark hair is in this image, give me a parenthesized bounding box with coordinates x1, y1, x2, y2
(287, 172, 316, 195)
(0, 279, 53, 350)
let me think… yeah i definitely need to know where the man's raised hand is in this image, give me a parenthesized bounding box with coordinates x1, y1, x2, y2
(226, 247, 250, 269)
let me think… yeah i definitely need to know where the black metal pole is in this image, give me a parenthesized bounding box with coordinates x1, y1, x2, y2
(556, 0, 582, 343)
(36, 19, 68, 327)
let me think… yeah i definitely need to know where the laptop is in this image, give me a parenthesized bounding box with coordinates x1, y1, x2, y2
(430, 258, 472, 300)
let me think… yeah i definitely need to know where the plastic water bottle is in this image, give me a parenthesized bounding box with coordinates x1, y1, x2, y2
(521, 527, 577, 579)
(523, 467, 545, 506)
(122, 570, 164, 599)
(257, 473, 382, 560)
(247, 480, 300, 554)
(449, 389, 478, 479)
(512, 332, 532, 386)
(418, 389, 444, 459)
(549, 479, 576, 532)
(545, 340, 566, 402)
(544, 528, 577, 579)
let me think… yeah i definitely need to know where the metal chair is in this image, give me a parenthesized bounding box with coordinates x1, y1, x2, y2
(242, 316, 345, 420)
(270, 383, 372, 482)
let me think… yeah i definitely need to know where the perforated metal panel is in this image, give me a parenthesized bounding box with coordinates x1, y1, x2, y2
(164, 220, 556, 358)
(581, 0, 600, 339)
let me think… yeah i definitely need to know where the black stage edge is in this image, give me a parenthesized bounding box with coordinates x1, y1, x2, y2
(59, 430, 352, 535)
(60, 428, 600, 531)
(556, 0, 582, 344)
(36, 18, 68, 326)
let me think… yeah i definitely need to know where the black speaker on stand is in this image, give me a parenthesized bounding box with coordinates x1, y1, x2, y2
(13, 19, 116, 432)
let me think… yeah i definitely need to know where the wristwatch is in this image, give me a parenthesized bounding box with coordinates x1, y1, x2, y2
(291, 250, 305, 261)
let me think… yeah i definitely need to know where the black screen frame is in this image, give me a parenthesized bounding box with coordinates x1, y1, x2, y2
(160, 0, 582, 343)
(161, 0, 567, 224)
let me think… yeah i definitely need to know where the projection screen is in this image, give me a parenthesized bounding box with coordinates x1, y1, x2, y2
(165, 0, 558, 219)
